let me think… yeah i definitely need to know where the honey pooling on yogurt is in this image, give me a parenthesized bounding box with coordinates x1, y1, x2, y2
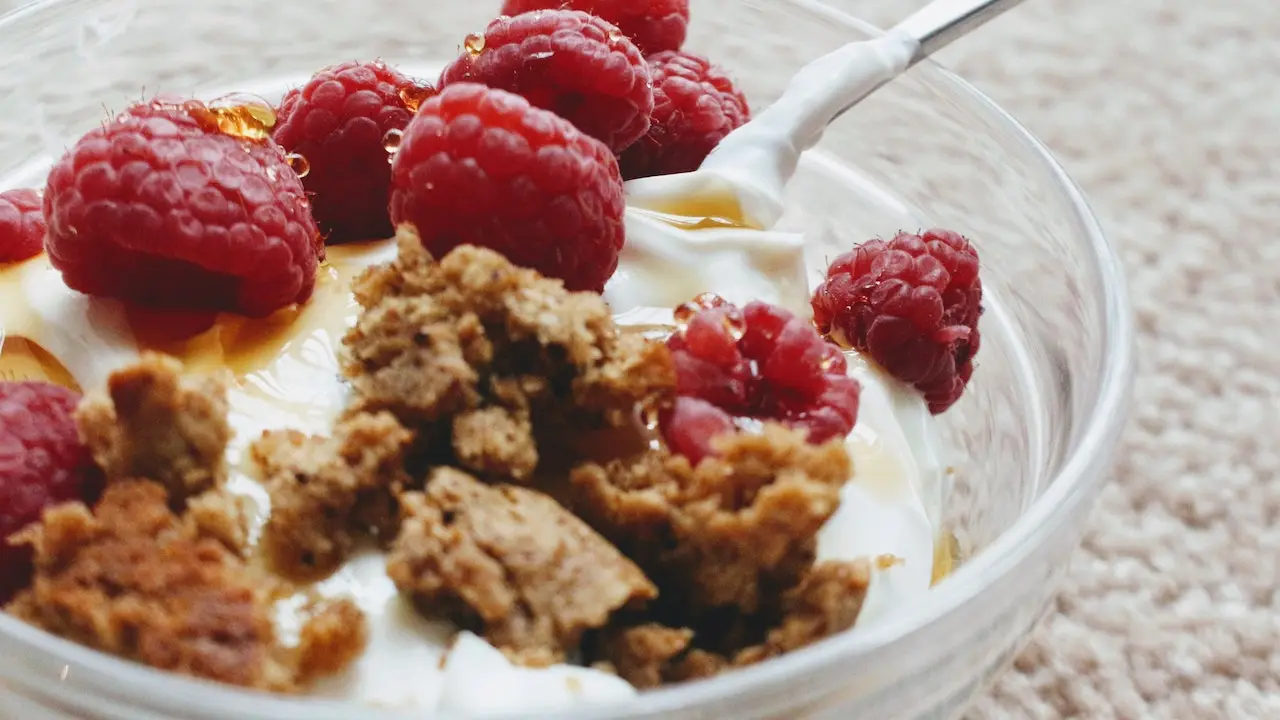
(636, 191, 764, 232)
(0, 336, 80, 391)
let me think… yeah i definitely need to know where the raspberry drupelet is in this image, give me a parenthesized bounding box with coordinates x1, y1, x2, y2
(620, 50, 751, 180)
(499, 0, 690, 55)
(438, 10, 653, 154)
(388, 83, 625, 292)
(43, 99, 322, 318)
(811, 229, 983, 414)
(0, 381, 103, 603)
(0, 188, 45, 263)
(274, 61, 429, 244)
(661, 297, 861, 464)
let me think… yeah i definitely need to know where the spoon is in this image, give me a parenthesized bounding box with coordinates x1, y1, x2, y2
(623, 0, 1028, 230)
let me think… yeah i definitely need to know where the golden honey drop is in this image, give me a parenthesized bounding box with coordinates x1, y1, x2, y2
(398, 83, 434, 113)
(931, 531, 961, 586)
(201, 93, 278, 142)
(464, 32, 487, 56)
(382, 129, 404, 156)
(0, 336, 81, 391)
(285, 152, 311, 178)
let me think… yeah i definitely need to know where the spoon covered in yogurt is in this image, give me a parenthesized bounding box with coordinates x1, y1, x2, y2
(623, 0, 1028, 231)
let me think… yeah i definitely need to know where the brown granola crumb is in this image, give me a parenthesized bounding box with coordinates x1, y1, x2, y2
(597, 560, 871, 686)
(295, 598, 369, 683)
(5, 481, 358, 691)
(732, 559, 871, 665)
(250, 412, 413, 580)
(183, 487, 251, 556)
(595, 623, 693, 689)
(452, 407, 539, 481)
(387, 468, 657, 663)
(570, 424, 852, 613)
(342, 226, 674, 482)
(75, 353, 230, 506)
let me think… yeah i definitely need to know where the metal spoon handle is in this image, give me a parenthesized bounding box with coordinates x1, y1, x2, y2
(895, 0, 1027, 65)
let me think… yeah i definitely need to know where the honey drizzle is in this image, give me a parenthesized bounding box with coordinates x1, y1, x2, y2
(635, 192, 763, 232)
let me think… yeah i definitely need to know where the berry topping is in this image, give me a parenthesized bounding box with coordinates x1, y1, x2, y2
(0, 188, 45, 263)
(499, 0, 690, 55)
(438, 10, 653, 154)
(274, 60, 428, 244)
(389, 83, 625, 293)
(0, 381, 103, 603)
(661, 297, 861, 463)
(811, 229, 983, 414)
(620, 50, 751, 180)
(43, 99, 322, 318)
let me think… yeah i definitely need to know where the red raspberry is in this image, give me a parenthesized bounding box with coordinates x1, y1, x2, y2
(0, 381, 103, 602)
(661, 297, 861, 464)
(0, 188, 45, 263)
(274, 61, 429, 244)
(389, 83, 625, 292)
(43, 99, 322, 318)
(620, 51, 751, 180)
(438, 10, 653, 154)
(811, 229, 983, 414)
(499, 0, 689, 55)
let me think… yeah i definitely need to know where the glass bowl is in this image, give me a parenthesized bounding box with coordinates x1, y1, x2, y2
(0, 0, 1134, 718)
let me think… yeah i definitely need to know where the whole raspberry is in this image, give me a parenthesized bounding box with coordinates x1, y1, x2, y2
(661, 297, 861, 464)
(0, 189, 45, 263)
(499, 0, 689, 55)
(43, 99, 322, 318)
(0, 381, 103, 603)
(274, 61, 429, 244)
(438, 10, 653, 153)
(811, 229, 983, 414)
(389, 83, 625, 292)
(620, 51, 751, 180)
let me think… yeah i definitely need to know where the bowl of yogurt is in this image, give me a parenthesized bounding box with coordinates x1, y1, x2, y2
(0, 0, 1133, 718)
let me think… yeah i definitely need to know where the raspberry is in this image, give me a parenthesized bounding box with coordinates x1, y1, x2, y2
(811, 229, 983, 414)
(438, 10, 653, 153)
(0, 188, 45, 263)
(43, 99, 322, 318)
(620, 51, 750, 180)
(389, 83, 625, 292)
(0, 381, 103, 602)
(499, 0, 690, 55)
(274, 61, 429, 244)
(661, 297, 861, 464)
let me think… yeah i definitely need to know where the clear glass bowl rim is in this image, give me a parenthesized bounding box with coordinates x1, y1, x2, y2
(0, 0, 1136, 717)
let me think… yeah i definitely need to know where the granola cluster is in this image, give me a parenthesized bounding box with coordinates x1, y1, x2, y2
(6, 356, 366, 691)
(4, 226, 873, 693)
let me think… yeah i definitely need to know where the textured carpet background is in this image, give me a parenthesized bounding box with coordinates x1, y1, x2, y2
(836, 1, 1280, 718)
(1, 0, 1277, 718)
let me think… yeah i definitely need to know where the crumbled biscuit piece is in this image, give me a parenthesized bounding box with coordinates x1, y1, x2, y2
(594, 623, 694, 689)
(6, 481, 362, 691)
(342, 226, 674, 482)
(75, 353, 230, 506)
(295, 597, 370, 683)
(732, 559, 871, 665)
(596, 560, 871, 686)
(250, 412, 413, 580)
(183, 486, 252, 555)
(387, 468, 657, 663)
(571, 424, 851, 613)
(452, 407, 539, 480)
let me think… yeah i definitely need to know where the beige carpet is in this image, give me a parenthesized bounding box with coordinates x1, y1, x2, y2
(839, 1, 1280, 718)
(2, 0, 1277, 718)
